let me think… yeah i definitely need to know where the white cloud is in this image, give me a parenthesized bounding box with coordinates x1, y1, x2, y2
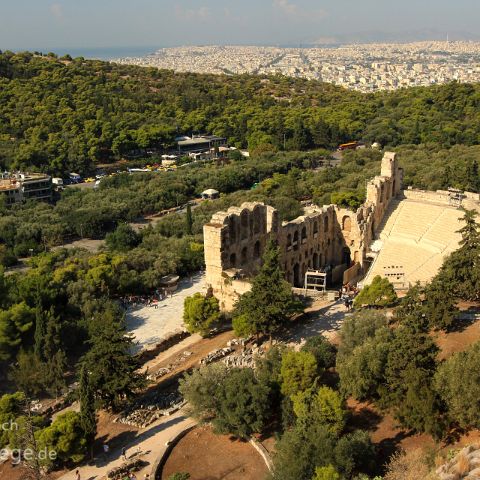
(273, 0, 298, 16)
(272, 0, 327, 21)
(49, 3, 64, 21)
(175, 4, 211, 22)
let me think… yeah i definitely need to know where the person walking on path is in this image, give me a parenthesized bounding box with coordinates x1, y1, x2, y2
(122, 446, 127, 461)
(75, 470, 81, 480)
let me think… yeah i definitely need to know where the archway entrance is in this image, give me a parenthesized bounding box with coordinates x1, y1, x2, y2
(342, 247, 351, 267)
(293, 263, 301, 288)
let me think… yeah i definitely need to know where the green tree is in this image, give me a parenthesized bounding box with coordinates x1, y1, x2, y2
(271, 423, 336, 480)
(168, 473, 190, 480)
(381, 323, 440, 432)
(180, 364, 271, 438)
(233, 239, 302, 339)
(280, 350, 318, 397)
(79, 365, 97, 459)
(338, 310, 388, 358)
(334, 430, 376, 478)
(292, 386, 347, 435)
(301, 335, 336, 371)
(211, 368, 271, 438)
(436, 209, 479, 301)
(183, 291, 220, 336)
(0, 302, 35, 361)
(185, 203, 193, 235)
(312, 465, 340, 480)
(337, 327, 393, 401)
(35, 411, 87, 467)
(354, 275, 397, 308)
(105, 223, 140, 252)
(435, 342, 480, 429)
(424, 277, 458, 331)
(83, 310, 146, 410)
(0, 392, 25, 448)
(179, 363, 229, 421)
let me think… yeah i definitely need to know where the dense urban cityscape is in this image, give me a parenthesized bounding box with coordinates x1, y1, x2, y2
(116, 41, 480, 92)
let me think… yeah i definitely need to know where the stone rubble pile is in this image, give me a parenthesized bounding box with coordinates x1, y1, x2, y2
(146, 350, 193, 381)
(114, 392, 185, 428)
(226, 338, 248, 347)
(223, 346, 265, 369)
(107, 457, 144, 479)
(200, 347, 234, 365)
(436, 446, 480, 480)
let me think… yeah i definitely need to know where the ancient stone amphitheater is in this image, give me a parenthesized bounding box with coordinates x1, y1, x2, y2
(203, 152, 480, 310)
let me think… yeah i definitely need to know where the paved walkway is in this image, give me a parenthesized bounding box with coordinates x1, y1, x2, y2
(126, 273, 206, 353)
(60, 300, 349, 480)
(59, 410, 195, 480)
(284, 299, 350, 346)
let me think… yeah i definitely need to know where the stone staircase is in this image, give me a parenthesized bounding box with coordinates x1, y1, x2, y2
(364, 198, 464, 287)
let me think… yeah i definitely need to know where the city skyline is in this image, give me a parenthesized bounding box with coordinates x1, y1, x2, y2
(1, 0, 480, 52)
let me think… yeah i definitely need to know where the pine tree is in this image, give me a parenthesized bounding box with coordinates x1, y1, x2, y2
(33, 304, 46, 361)
(437, 209, 480, 301)
(83, 312, 147, 410)
(79, 365, 97, 460)
(233, 239, 302, 340)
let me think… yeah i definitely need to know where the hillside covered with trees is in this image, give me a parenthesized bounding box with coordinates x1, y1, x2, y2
(2, 51, 480, 175)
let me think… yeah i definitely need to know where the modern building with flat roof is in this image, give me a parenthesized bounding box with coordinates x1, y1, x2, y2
(177, 135, 226, 154)
(0, 172, 52, 205)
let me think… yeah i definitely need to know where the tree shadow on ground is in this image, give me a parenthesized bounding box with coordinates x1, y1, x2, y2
(375, 430, 413, 475)
(347, 405, 383, 433)
(447, 307, 479, 333)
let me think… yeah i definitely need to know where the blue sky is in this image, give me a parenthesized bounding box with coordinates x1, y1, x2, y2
(1, 0, 479, 50)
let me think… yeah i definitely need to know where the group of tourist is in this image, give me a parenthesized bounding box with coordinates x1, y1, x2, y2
(120, 290, 173, 310)
(340, 283, 358, 311)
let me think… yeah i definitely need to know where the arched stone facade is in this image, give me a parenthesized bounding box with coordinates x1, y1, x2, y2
(204, 152, 403, 310)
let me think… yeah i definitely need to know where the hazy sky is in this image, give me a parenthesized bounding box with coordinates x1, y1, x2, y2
(1, 0, 479, 51)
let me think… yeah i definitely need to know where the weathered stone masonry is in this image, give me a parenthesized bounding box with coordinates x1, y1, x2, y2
(204, 152, 403, 310)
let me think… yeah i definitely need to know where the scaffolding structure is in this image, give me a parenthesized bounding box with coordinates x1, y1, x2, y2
(448, 188, 464, 208)
(303, 269, 328, 295)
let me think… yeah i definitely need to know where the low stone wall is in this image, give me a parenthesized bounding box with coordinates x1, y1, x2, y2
(249, 438, 273, 472)
(136, 330, 191, 363)
(343, 262, 362, 285)
(402, 188, 453, 205)
(152, 423, 197, 480)
(403, 188, 480, 208)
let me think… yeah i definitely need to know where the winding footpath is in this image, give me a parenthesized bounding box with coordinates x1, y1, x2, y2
(58, 410, 195, 480)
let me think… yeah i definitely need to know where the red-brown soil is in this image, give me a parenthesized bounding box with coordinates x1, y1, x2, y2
(161, 425, 269, 480)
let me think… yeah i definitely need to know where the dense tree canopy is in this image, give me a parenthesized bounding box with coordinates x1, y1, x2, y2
(3, 52, 480, 178)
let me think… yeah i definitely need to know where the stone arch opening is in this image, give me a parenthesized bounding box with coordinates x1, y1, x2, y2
(229, 217, 237, 245)
(313, 252, 319, 269)
(240, 211, 249, 240)
(293, 231, 299, 251)
(342, 216, 352, 232)
(287, 233, 292, 250)
(324, 216, 329, 232)
(241, 246, 248, 265)
(253, 207, 261, 234)
(230, 252, 237, 268)
(342, 247, 351, 266)
(301, 227, 307, 244)
(293, 263, 301, 288)
(313, 221, 319, 237)
(253, 240, 261, 259)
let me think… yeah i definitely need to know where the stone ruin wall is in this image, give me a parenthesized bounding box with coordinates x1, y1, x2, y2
(204, 152, 403, 311)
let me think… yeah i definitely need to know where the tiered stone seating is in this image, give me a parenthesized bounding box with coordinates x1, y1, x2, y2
(364, 199, 464, 288)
